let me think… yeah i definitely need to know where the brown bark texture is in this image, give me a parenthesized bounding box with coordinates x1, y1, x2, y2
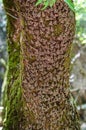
(3, 0, 80, 130)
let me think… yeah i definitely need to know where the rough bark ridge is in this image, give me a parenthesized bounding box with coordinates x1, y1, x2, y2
(3, 0, 80, 130)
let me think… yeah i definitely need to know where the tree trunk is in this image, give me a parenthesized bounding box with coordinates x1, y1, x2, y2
(3, 0, 80, 130)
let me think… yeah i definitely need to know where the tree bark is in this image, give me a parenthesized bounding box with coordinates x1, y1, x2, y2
(3, 0, 80, 130)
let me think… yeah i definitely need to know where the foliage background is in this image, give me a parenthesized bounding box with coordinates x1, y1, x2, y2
(0, 0, 86, 129)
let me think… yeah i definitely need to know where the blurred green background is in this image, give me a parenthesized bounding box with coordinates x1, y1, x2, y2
(0, 0, 86, 129)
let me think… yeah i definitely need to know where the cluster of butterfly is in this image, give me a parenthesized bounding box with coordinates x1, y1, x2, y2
(35, 0, 75, 11)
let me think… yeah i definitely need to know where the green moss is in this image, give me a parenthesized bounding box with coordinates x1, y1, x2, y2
(3, 0, 14, 7)
(4, 78, 24, 130)
(2, 1, 30, 128)
(2, 39, 25, 130)
(53, 24, 63, 36)
(2, 1, 25, 127)
(26, 32, 34, 43)
(44, 20, 50, 26)
(28, 56, 36, 63)
(3, 0, 16, 37)
(63, 44, 72, 69)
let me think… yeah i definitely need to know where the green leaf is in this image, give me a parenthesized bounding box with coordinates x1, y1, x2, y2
(35, 0, 55, 9)
(64, 0, 75, 12)
(35, 0, 75, 11)
(42, 0, 49, 10)
(35, 0, 43, 6)
(49, 0, 56, 7)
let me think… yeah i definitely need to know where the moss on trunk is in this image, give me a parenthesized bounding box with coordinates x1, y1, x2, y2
(2, 1, 25, 130)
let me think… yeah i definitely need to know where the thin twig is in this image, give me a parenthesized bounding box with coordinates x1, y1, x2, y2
(70, 88, 86, 92)
(6, 12, 18, 20)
